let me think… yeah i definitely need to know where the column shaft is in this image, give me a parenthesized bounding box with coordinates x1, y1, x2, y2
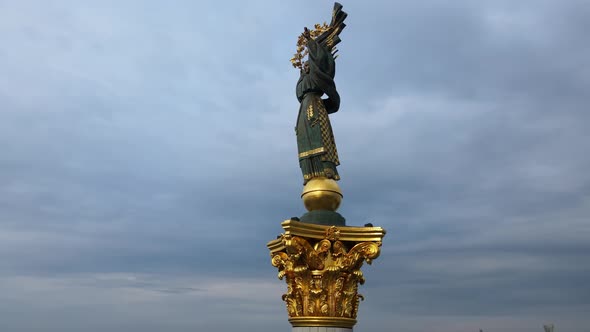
(293, 328, 352, 332)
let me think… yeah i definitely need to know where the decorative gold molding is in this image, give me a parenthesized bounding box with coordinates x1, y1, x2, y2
(289, 316, 356, 328)
(268, 220, 387, 255)
(268, 222, 385, 327)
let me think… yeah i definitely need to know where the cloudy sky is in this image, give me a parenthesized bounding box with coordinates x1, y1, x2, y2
(1, 0, 589, 331)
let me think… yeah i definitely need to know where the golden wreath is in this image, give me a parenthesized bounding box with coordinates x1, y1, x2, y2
(290, 23, 331, 70)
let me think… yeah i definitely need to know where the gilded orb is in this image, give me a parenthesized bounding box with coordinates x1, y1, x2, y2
(301, 177, 343, 211)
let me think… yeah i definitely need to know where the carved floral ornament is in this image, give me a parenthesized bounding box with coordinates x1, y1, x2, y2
(270, 226, 382, 323)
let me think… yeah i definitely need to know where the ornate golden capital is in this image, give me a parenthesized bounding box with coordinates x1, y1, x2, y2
(267, 221, 385, 328)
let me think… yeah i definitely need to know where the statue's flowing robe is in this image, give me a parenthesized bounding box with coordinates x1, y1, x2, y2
(296, 39, 340, 184)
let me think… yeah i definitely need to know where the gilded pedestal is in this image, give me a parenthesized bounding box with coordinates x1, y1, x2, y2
(267, 220, 386, 330)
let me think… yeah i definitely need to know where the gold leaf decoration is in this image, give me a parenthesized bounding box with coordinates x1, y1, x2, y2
(268, 228, 382, 322)
(290, 22, 331, 69)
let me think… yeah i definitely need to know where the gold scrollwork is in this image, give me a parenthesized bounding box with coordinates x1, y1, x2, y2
(269, 228, 383, 326)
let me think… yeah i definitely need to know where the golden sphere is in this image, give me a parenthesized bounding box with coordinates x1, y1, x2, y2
(301, 177, 343, 212)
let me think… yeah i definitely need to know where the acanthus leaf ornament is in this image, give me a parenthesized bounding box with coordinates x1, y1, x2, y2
(268, 221, 385, 327)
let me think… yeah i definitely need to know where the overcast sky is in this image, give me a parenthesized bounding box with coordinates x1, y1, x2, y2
(1, 1, 589, 331)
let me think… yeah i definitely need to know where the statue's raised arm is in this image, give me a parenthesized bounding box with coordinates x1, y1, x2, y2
(314, 2, 347, 52)
(291, 3, 347, 70)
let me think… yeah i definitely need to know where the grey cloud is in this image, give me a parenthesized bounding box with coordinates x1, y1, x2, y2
(0, 0, 589, 331)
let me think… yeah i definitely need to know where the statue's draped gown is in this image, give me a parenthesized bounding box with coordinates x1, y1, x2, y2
(296, 39, 341, 184)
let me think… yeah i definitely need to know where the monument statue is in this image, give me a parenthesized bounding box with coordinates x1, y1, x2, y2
(292, 3, 347, 185)
(268, 4, 386, 330)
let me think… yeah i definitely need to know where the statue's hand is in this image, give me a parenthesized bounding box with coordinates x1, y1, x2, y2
(303, 27, 311, 40)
